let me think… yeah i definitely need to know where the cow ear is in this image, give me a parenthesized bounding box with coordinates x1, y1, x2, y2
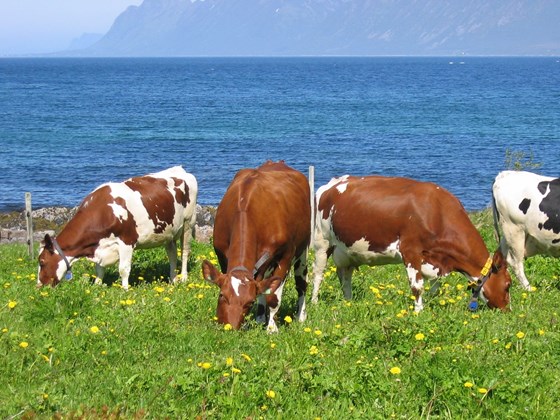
(202, 260, 222, 286)
(43, 234, 55, 253)
(492, 249, 506, 270)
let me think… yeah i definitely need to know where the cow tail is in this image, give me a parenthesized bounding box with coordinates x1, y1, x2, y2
(491, 193, 502, 247)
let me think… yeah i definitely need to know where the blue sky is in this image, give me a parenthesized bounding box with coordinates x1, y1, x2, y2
(0, 0, 142, 55)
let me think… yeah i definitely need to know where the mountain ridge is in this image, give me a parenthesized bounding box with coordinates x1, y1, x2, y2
(72, 0, 560, 56)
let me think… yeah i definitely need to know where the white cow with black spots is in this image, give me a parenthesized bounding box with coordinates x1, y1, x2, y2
(493, 170, 560, 290)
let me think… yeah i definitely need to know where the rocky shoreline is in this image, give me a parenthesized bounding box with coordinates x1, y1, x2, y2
(0, 205, 216, 245)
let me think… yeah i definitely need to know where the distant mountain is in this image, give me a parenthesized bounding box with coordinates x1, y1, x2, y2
(67, 33, 104, 51)
(77, 0, 560, 56)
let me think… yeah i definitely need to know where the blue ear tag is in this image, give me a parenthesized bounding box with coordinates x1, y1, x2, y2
(65, 272, 73, 280)
(468, 300, 479, 312)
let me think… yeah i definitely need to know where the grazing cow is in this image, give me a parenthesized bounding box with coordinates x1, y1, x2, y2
(202, 161, 311, 331)
(38, 166, 198, 289)
(493, 170, 560, 291)
(312, 175, 511, 311)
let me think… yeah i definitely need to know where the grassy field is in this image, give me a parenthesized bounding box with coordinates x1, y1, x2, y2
(1, 209, 560, 419)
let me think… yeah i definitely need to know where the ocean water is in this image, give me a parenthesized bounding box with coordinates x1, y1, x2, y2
(0, 57, 559, 212)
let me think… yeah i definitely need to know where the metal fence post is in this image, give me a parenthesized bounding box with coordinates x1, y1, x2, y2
(25, 192, 34, 259)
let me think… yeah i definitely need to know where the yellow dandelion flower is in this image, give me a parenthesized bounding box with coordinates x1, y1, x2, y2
(284, 315, 293, 324)
(464, 382, 474, 388)
(505, 342, 512, 349)
(241, 353, 252, 362)
(439, 299, 446, 306)
(90, 326, 100, 334)
(304, 327, 312, 333)
(516, 331, 525, 339)
(314, 329, 322, 336)
(154, 286, 165, 293)
(224, 323, 233, 331)
(270, 342, 276, 349)
(389, 366, 401, 375)
(8, 300, 17, 309)
(415, 333, 425, 341)
(539, 329, 545, 336)
(2, 328, 8, 333)
(197, 294, 204, 299)
(163, 297, 171, 302)
(478, 388, 488, 394)
(309, 345, 319, 355)
(223, 372, 230, 377)
(19, 341, 29, 349)
(226, 357, 233, 366)
(232, 367, 241, 374)
(199, 362, 211, 369)
(266, 390, 276, 399)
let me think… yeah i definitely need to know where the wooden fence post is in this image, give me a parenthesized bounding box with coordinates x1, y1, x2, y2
(25, 192, 34, 259)
(308, 165, 315, 247)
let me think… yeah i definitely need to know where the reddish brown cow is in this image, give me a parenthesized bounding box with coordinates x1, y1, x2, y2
(202, 161, 311, 331)
(312, 175, 511, 311)
(38, 166, 197, 289)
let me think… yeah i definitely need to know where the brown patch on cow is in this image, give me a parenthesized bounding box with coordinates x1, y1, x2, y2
(173, 178, 190, 207)
(113, 197, 140, 245)
(125, 176, 175, 234)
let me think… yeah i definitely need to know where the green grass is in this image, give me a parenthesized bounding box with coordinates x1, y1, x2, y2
(1, 210, 560, 418)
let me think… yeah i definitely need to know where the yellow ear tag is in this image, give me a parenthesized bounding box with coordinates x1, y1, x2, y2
(480, 258, 492, 277)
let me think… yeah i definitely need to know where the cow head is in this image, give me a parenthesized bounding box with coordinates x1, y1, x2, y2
(202, 260, 281, 329)
(479, 250, 512, 310)
(37, 234, 68, 287)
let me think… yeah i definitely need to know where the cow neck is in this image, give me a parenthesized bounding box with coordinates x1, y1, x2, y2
(227, 210, 258, 276)
(55, 223, 96, 259)
(52, 237, 72, 273)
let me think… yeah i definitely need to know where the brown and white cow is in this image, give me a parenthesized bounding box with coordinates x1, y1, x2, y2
(493, 170, 560, 291)
(38, 166, 197, 289)
(311, 175, 511, 311)
(202, 161, 311, 331)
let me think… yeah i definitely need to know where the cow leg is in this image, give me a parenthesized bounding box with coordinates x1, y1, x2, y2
(165, 240, 178, 283)
(266, 281, 285, 333)
(256, 294, 267, 325)
(94, 264, 105, 285)
(501, 235, 532, 291)
(179, 222, 193, 283)
(293, 251, 308, 322)
(118, 244, 134, 290)
(405, 263, 425, 312)
(311, 236, 330, 303)
(337, 266, 354, 300)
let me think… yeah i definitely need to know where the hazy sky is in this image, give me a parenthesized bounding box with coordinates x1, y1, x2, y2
(0, 0, 143, 55)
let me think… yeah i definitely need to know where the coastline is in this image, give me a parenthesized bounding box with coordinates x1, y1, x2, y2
(0, 205, 216, 245)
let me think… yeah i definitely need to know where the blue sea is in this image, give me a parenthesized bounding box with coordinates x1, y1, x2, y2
(0, 57, 559, 212)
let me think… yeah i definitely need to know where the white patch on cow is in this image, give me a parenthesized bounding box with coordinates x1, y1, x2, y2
(333, 237, 403, 268)
(109, 202, 128, 222)
(420, 262, 440, 279)
(336, 182, 348, 193)
(92, 235, 121, 267)
(231, 275, 245, 297)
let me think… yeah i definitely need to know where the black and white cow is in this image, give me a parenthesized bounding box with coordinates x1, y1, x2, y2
(493, 170, 560, 290)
